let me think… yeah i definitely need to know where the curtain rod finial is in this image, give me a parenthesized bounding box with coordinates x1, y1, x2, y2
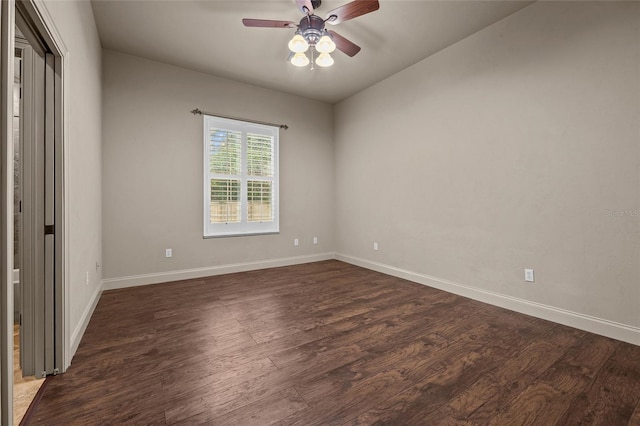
(191, 108, 202, 115)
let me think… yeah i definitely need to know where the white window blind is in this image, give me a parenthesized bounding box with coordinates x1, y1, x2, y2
(203, 115, 279, 237)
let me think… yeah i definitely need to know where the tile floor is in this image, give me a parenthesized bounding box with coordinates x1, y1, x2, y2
(13, 325, 44, 425)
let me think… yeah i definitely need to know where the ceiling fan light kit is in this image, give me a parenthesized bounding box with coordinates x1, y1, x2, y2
(315, 52, 334, 67)
(288, 33, 309, 53)
(316, 35, 336, 54)
(243, 0, 379, 69)
(291, 52, 311, 67)
(288, 27, 337, 67)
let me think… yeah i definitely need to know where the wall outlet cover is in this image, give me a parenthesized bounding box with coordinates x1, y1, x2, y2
(525, 269, 534, 282)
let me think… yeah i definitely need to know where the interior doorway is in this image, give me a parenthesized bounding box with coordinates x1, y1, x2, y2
(12, 24, 44, 425)
(2, 1, 66, 423)
(13, 26, 44, 425)
(11, 3, 65, 422)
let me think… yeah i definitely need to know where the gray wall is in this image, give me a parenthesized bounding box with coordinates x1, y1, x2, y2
(334, 2, 640, 328)
(101, 50, 334, 281)
(44, 1, 103, 351)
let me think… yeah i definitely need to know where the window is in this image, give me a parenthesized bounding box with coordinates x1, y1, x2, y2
(203, 115, 279, 237)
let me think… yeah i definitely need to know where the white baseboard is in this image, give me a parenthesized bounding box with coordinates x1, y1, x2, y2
(336, 253, 640, 346)
(101, 252, 336, 291)
(98, 252, 640, 346)
(69, 282, 102, 361)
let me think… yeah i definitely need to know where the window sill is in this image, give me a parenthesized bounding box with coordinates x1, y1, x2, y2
(203, 231, 280, 239)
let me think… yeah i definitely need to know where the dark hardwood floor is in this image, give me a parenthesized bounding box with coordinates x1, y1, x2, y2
(28, 260, 640, 425)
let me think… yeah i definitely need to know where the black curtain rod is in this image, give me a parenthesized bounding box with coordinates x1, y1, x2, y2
(190, 108, 288, 130)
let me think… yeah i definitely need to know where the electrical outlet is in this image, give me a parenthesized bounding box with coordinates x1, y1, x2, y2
(165, 248, 172, 258)
(313, 237, 318, 245)
(524, 269, 535, 282)
(85, 271, 89, 286)
(373, 242, 379, 251)
(294, 238, 299, 246)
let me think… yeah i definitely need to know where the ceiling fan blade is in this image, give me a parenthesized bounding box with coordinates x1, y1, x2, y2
(242, 19, 297, 28)
(296, 0, 314, 15)
(325, 0, 379, 25)
(328, 30, 361, 57)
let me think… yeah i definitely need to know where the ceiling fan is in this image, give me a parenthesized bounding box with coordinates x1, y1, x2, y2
(242, 0, 380, 68)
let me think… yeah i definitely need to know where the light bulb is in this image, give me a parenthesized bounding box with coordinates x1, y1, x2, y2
(291, 52, 310, 67)
(315, 52, 334, 67)
(316, 35, 336, 54)
(288, 34, 309, 53)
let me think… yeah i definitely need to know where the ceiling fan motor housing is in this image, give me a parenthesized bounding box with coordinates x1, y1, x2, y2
(299, 14, 326, 45)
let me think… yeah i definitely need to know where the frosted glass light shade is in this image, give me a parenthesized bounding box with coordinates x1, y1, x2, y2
(288, 34, 309, 53)
(291, 52, 310, 67)
(315, 52, 334, 67)
(316, 35, 336, 54)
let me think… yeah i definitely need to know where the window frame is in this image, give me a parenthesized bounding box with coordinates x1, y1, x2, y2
(203, 115, 279, 238)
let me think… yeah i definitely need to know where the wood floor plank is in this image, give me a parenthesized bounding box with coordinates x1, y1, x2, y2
(182, 387, 309, 426)
(343, 314, 548, 425)
(450, 325, 585, 424)
(629, 402, 640, 426)
(161, 356, 278, 394)
(163, 344, 366, 423)
(556, 341, 640, 425)
(286, 313, 537, 425)
(26, 260, 640, 425)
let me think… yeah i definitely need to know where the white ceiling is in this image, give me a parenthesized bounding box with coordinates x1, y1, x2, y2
(91, 0, 533, 104)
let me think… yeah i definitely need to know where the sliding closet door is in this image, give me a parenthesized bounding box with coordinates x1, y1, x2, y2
(20, 43, 44, 377)
(43, 51, 55, 374)
(20, 42, 55, 378)
(16, 1, 63, 378)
